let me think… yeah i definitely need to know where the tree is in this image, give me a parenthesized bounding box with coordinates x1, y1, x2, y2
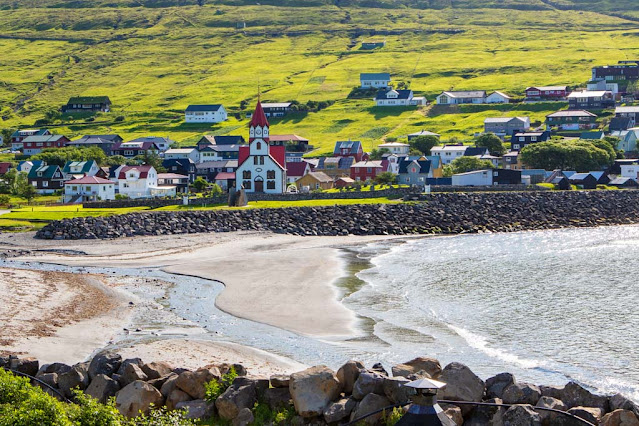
(104, 155, 130, 167)
(369, 147, 390, 160)
(209, 183, 223, 196)
(31, 146, 106, 167)
(520, 140, 616, 171)
(134, 150, 166, 172)
(1, 128, 14, 147)
(192, 177, 208, 192)
(450, 156, 495, 174)
(409, 135, 439, 156)
(374, 171, 397, 186)
(475, 133, 506, 156)
(19, 181, 37, 202)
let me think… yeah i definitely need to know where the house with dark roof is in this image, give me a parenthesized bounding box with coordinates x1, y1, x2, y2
(261, 103, 292, 118)
(609, 117, 633, 132)
(375, 89, 426, 107)
(197, 135, 245, 149)
(112, 141, 160, 158)
(199, 144, 240, 162)
(67, 134, 122, 155)
(484, 117, 530, 138)
(62, 96, 111, 113)
(436, 91, 510, 105)
(185, 104, 227, 123)
(270, 134, 310, 152)
(615, 106, 639, 125)
(196, 160, 238, 182)
(333, 140, 363, 162)
(162, 158, 196, 183)
(568, 90, 615, 110)
(62, 160, 101, 181)
(128, 136, 175, 152)
(27, 163, 64, 194)
(546, 110, 598, 131)
(592, 61, 639, 82)
(398, 158, 431, 187)
(286, 161, 311, 185)
(315, 156, 354, 179)
(463, 147, 490, 157)
(511, 131, 550, 151)
(295, 171, 334, 191)
(22, 135, 70, 156)
(609, 176, 638, 188)
(360, 73, 391, 89)
(525, 86, 569, 100)
(544, 170, 571, 190)
(10, 129, 50, 151)
(157, 173, 190, 193)
(580, 131, 605, 140)
(568, 173, 598, 189)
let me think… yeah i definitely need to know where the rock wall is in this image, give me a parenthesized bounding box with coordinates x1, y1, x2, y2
(38, 191, 639, 240)
(3, 353, 637, 425)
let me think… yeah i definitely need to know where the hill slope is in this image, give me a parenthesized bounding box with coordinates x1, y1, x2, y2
(0, 0, 637, 153)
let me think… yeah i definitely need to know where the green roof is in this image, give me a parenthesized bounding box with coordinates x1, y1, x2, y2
(62, 160, 95, 174)
(27, 165, 61, 179)
(67, 96, 111, 104)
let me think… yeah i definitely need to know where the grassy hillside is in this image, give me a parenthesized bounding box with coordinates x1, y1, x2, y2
(0, 1, 637, 154)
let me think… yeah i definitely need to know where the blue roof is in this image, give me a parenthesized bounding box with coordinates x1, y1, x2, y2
(399, 159, 431, 174)
(360, 73, 390, 81)
(569, 173, 594, 181)
(375, 89, 412, 100)
(333, 140, 362, 155)
(186, 105, 224, 112)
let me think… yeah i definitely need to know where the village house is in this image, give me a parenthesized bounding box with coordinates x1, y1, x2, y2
(197, 135, 246, 150)
(61, 160, 102, 181)
(286, 161, 311, 185)
(270, 134, 310, 152)
(315, 157, 354, 179)
(436, 91, 510, 105)
(510, 131, 550, 151)
(546, 110, 598, 131)
(407, 130, 440, 140)
(621, 163, 639, 179)
(195, 160, 238, 182)
(10, 129, 50, 151)
(64, 176, 115, 203)
(111, 141, 160, 158)
(398, 157, 431, 188)
(162, 158, 196, 183)
(378, 142, 410, 156)
(375, 89, 426, 107)
(333, 140, 364, 162)
(591, 61, 639, 82)
(198, 144, 240, 162)
(615, 106, 639, 127)
(22, 134, 70, 156)
(0, 162, 12, 176)
(350, 160, 385, 181)
(524, 86, 569, 101)
(452, 168, 521, 186)
(157, 173, 190, 193)
(360, 73, 391, 89)
(544, 170, 571, 190)
(261, 103, 292, 118)
(609, 176, 638, 188)
(610, 116, 633, 132)
(129, 136, 175, 152)
(430, 144, 468, 165)
(295, 171, 333, 191)
(502, 151, 523, 170)
(67, 134, 123, 155)
(334, 177, 355, 188)
(587, 80, 620, 96)
(567, 90, 615, 110)
(235, 101, 287, 193)
(17, 160, 43, 174)
(164, 147, 200, 163)
(27, 163, 64, 194)
(568, 173, 598, 189)
(484, 117, 531, 138)
(114, 165, 174, 199)
(214, 172, 236, 191)
(185, 104, 227, 123)
(612, 128, 639, 153)
(62, 96, 111, 113)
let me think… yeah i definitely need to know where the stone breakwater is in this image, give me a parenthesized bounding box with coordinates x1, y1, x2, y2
(37, 191, 639, 240)
(3, 353, 638, 425)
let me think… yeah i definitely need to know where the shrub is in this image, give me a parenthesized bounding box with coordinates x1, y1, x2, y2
(204, 367, 237, 402)
(0, 194, 9, 205)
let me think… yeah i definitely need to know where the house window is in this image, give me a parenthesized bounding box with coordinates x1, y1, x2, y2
(267, 180, 275, 190)
(72, 186, 78, 191)
(243, 180, 252, 189)
(243, 170, 251, 179)
(256, 142, 262, 150)
(267, 170, 275, 179)
(367, 167, 372, 173)
(42, 181, 48, 187)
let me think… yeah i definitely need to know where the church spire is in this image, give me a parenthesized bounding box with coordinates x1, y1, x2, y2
(249, 99, 269, 143)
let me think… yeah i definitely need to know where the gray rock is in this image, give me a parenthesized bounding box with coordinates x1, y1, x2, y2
(353, 371, 385, 400)
(391, 357, 442, 379)
(58, 363, 90, 398)
(88, 352, 122, 380)
(233, 376, 269, 399)
(567, 406, 603, 424)
(486, 373, 516, 399)
(464, 397, 506, 426)
(336, 360, 365, 394)
(175, 399, 215, 420)
(38, 363, 71, 376)
(560, 382, 609, 412)
(115, 380, 164, 418)
(85, 374, 120, 404)
(141, 361, 173, 380)
(503, 404, 542, 426)
(10, 357, 39, 377)
(610, 394, 639, 418)
(323, 397, 357, 424)
(502, 383, 541, 405)
(445, 406, 463, 425)
(383, 376, 413, 405)
(350, 393, 392, 425)
(535, 396, 567, 425)
(539, 385, 563, 400)
(119, 363, 148, 388)
(116, 358, 143, 376)
(289, 366, 342, 418)
(232, 407, 254, 426)
(263, 387, 292, 410)
(601, 409, 639, 426)
(37, 372, 59, 389)
(215, 384, 257, 420)
(438, 362, 485, 416)
(270, 374, 290, 388)
(160, 374, 179, 399)
(176, 367, 221, 399)
(166, 388, 191, 411)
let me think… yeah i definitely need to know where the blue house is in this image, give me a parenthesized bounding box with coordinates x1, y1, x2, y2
(163, 158, 196, 183)
(398, 158, 431, 187)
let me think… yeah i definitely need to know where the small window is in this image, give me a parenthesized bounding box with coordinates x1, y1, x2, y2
(267, 180, 276, 190)
(256, 142, 262, 150)
(243, 180, 252, 189)
(243, 170, 251, 179)
(267, 170, 275, 179)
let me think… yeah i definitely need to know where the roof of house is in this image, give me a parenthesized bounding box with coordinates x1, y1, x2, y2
(65, 176, 114, 185)
(196, 160, 238, 169)
(129, 136, 175, 145)
(81, 134, 122, 141)
(163, 158, 195, 167)
(286, 162, 309, 177)
(118, 165, 154, 179)
(261, 102, 292, 109)
(453, 169, 491, 176)
(249, 101, 269, 128)
(67, 96, 110, 104)
(609, 177, 637, 185)
(215, 172, 236, 180)
(302, 171, 333, 183)
(114, 141, 158, 150)
(360, 73, 390, 80)
(186, 104, 224, 112)
(398, 159, 430, 174)
(610, 117, 632, 131)
(379, 142, 409, 148)
(317, 156, 354, 169)
(526, 86, 568, 91)
(567, 90, 610, 98)
(464, 147, 489, 156)
(351, 160, 384, 168)
(165, 148, 196, 154)
(408, 130, 440, 137)
(269, 134, 309, 142)
(440, 91, 486, 98)
(199, 144, 240, 153)
(0, 163, 12, 174)
(335, 177, 355, 183)
(68, 136, 114, 146)
(488, 91, 512, 99)
(333, 140, 362, 155)
(514, 131, 547, 137)
(431, 144, 468, 152)
(157, 173, 189, 180)
(569, 173, 595, 181)
(580, 131, 605, 140)
(547, 110, 597, 118)
(62, 161, 96, 174)
(376, 89, 412, 100)
(11, 129, 49, 138)
(28, 164, 61, 179)
(199, 135, 246, 146)
(484, 117, 528, 124)
(22, 135, 68, 143)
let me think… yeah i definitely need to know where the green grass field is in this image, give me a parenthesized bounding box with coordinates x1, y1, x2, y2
(0, 1, 637, 155)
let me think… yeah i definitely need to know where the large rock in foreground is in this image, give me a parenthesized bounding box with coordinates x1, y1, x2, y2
(438, 362, 485, 415)
(289, 366, 342, 418)
(116, 380, 164, 418)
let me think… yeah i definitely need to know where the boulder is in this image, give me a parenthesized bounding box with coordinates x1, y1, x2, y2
(37, 373, 59, 389)
(115, 380, 164, 418)
(464, 397, 506, 426)
(445, 406, 464, 425)
(215, 384, 257, 420)
(610, 394, 639, 417)
(502, 383, 541, 405)
(535, 396, 567, 425)
(567, 406, 603, 425)
(234, 377, 269, 399)
(263, 387, 292, 410)
(88, 352, 122, 380)
(175, 399, 216, 420)
(85, 374, 120, 404)
(323, 397, 357, 424)
(58, 363, 90, 398)
(503, 404, 542, 426)
(560, 382, 609, 412)
(539, 385, 563, 400)
(486, 373, 515, 399)
(141, 361, 173, 380)
(438, 362, 485, 416)
(166, 389, 192, 411)
(270, 374, 290, 388)
(350, 393, 392, 425)
(10, 357, 39, 377)
(383, 376, 413, 405)
(289, 366, 342, 418)
(371, 363, 389, 376)
(176, 367, 221, 399)
(336, 360, 365, 394)
(601, 409, 639, 426)
(119, 363, 148, 388)
(147, 374, 174, 390)
(38, 363, 71, 376)
(116, 358, 143, 376)
(391, 357, 441, 379)
(352, 371, 385, 400)
(232, 407, 254, 426)
(160, 374, 179, 398)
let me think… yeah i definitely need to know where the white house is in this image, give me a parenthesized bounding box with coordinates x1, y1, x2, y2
(126, 137, 175, 152)
(114, 165, 163, 199)
(613, 128, 639, 152)
(621, 163, 639, 179)
(378, 142, 410, 156)
(64, 176, 115, 203)
(430, 144, 468, 165)
(383, 153, 401, 174)
(61, 160, 101, 181)
(235, 101, 287, 193)
(436, 91, 510, 105)
(360, 73, 391, 89)
(164, 147, 200, 163)
(452, 169, 493, 186)
(185, 105, 227, 123)
(408, 130, 440, 140)
(485, 91, 512, 104)
(587, 80, 619, 95)
(375, 89, 426, 107)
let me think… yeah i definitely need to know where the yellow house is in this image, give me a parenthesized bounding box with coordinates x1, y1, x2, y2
(295, 171, 334, 191)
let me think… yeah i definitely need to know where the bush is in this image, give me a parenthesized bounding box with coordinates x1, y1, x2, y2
(0, 194, 9, 205)
(204, 367, 237, 402)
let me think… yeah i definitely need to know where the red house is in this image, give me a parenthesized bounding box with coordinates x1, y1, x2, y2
(333, 140, 364, 162)
(525, 86, 569, 100)
(350, 160, 385, 181)
(22, 135, 70, 156)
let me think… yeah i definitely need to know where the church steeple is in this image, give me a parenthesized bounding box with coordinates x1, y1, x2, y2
(249, 100, 269, 143)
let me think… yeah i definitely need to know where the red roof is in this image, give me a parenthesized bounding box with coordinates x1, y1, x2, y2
(0, 162, 11, 175)
(270, 145, 286, 169)
(249, 101, 269, 129)
(238, 146, 250, 167)
(65, 176, 115, 185)
(118, 165, 153, 179)
(215, 172, 235, 180)
(286, 161, 308, 177)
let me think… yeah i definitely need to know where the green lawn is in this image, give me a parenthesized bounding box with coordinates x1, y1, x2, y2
(0, 2, 636, 154)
